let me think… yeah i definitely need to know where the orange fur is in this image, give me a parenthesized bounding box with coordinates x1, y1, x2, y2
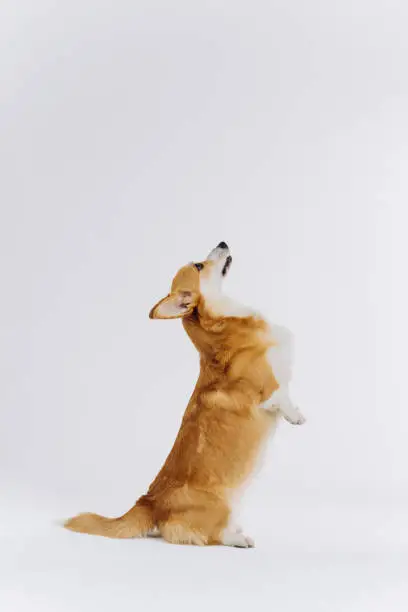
(65, 252, 281, 546)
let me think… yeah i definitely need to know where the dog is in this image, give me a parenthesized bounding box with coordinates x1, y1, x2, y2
(64, 242, 305, 547)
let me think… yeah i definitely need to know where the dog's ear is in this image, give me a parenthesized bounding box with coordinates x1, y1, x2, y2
(149, 291, 198, 320)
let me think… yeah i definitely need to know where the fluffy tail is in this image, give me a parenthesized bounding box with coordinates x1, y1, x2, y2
(64, 498, 154, 539)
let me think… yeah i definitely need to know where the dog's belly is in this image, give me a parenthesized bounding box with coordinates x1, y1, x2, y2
(228, 408, 279, 522)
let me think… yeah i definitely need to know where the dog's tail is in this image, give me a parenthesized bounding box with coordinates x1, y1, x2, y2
(64, 498, 155, 539)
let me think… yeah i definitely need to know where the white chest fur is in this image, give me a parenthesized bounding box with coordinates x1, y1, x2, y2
(260, 322, 305, 425)
(265, 323, 294, 387)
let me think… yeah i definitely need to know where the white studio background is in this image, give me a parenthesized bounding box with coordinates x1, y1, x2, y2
(0, 2, 407, 611)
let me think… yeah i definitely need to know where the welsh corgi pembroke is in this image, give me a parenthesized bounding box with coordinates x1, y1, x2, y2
(64, 242, 305, 548)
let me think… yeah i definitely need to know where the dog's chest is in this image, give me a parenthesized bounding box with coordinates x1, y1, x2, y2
(262, 323, 294, 392)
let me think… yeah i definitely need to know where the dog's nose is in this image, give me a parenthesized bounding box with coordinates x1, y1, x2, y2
(217, 241, 228, 250)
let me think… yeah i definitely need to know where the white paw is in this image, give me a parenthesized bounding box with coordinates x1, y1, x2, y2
(284, 410, 306, 425)
(222, 529, 255, 548)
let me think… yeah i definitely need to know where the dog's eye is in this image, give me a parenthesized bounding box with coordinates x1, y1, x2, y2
(194, 263, 204, 271)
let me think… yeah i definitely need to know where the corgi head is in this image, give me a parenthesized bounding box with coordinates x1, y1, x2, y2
(149, 242, 233, 320)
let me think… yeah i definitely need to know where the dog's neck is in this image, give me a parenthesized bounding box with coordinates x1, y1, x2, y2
(182, 304, 265, 366)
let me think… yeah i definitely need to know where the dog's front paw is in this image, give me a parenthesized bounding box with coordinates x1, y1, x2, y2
(284, 410, 306, 425)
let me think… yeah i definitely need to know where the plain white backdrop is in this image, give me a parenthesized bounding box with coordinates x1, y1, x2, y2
(1, 1, 407, 610)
